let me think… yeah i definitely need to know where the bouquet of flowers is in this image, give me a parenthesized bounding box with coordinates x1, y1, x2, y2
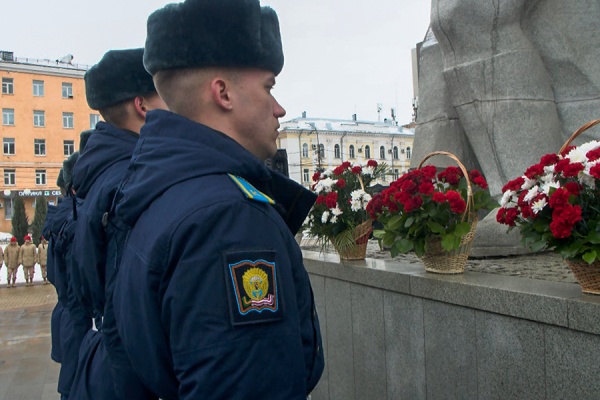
(497, 140, 600, 263)
(368, 153, 495, 260)
(305, 160, 387, 257)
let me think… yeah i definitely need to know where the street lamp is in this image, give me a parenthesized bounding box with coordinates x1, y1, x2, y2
(307, 122, 322, 171)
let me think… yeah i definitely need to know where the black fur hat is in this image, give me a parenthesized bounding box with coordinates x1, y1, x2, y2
(144, 0, 284, 76)
(85, 48, 156, 110)
(56, 169, 65, 190)
(79, 129, 94, 153)
(63, 151, 79, 188)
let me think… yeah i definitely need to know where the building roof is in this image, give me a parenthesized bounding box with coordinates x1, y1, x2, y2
(280, 117, 415, 136)
(0, 51, 89, 77)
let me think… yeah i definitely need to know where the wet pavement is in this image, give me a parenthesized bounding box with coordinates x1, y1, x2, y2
(0, 284, 59, 400)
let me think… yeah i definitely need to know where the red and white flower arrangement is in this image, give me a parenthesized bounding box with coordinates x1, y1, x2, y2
(368, 165, 494, 257)
(305, 160, 387, 250)
(497, 141, 600, 263)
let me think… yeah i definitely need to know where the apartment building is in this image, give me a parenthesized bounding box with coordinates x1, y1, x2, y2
(278, 115, 415, 188)
(0, 50, 98, 233)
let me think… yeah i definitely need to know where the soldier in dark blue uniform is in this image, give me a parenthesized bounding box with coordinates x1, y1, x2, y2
(69, 48, 165, 400)
(51, 153, 93, 400)
(111, 1, 324, 399)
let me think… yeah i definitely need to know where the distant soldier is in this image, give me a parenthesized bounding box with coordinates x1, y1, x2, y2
(5, 237, 20, 287)
(20, 235, 37, 286)
(38, 236, 49, 284)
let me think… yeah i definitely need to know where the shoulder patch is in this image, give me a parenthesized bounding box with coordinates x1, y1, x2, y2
(228, 174, 275, 204)
(224, 250, 283, 326)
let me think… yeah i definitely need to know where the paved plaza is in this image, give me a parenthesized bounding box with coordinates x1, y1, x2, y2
(0, 284, 59, 400)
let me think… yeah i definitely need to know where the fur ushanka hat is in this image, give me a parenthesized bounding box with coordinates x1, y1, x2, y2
(85, 48, 156, 110)
(62, 151, 79, 188)
(143, 0, 284, 76)
(79, 129, 94, 153)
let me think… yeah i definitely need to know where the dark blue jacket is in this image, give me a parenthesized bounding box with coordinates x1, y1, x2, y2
(70, 121, 154, 400)
(43, 203, 62, 363)
(52, 197, 92, 396)
(113, 110, 324, 400)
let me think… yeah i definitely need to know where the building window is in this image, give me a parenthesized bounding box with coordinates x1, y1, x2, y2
(393, 146, 399, 160)
(334, 144, 340, 158)
(35, 169, 47, 185)
(2, 108, 14, 125)
(394, 169, 400, 180)
(33, 80, 44, 96)
(4, 198, 13, 220)
(3, 138, 15, 155)
(34, 139, 46, 156)
(365, 145, 371, 159)
(4, 169, 15, 186)
(380, 146, 385, 159)
(406, 146, 411, 159)
(62, 82, 73, 98)
(63, 112, 74, 128)
(64, 140, 75, 156)
(349, 145, 355, 159)
(90, 113, 100, 129)
(2, 77, 14, 95)
(318, 144, 325, 160)
(303, 168, 309, 183)
(302, 143, 309, 158)
(33, 110, 45, 127)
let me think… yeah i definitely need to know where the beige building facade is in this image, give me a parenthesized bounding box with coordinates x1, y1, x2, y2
(278, 116, 415, 188)
(0, 51, 97, 233)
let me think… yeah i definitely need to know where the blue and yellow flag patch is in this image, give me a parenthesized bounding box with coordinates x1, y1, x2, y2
(228, 174, 275, 204)
(224, 250, 283, 326)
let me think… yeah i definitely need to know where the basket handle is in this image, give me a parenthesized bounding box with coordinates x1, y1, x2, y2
(418, 151, 474, 222)
(558, 119, 600, 154)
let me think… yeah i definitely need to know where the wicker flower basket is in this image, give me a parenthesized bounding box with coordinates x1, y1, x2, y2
(332, 220, 373, 261)
(565, 259, 600, 295)
(559, 119, 600, 294)
(418, 151, 477, 274)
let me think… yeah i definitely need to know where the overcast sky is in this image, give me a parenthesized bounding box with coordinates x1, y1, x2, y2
(2, 0, 431, 124)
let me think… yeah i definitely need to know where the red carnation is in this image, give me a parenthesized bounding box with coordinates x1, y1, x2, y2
(550, 204, 582, 238)
(421, 165, 437, 180)
(446, 190, 466, 214)
(316, 195, 326, 205)
(400, 180, 418, 194)
(341, 161, 351, 169)
(367, 159, 378, 168)
(312, 171, 321, 182)
(554, 158, 571, 174)
(432, 192, 446, 203)
(502, 177, 525, 192)
(333, 166, 345, 176)
(562, 162, 584, 178)
(336, 179, 346, 188)
(540, 153, 560, 166)
(587, 148, 600, 162)
(325, 192, 338, 209)
(563, 182, 581, 196)
(351, 166, 362, 174)
(438, 166, 463, 186)
(472, 176, 488, 190)
(366, 193, 384, 219)
(590, 164, 600, 180)
(418, 181, 435, 195)
(549, 188, 570, 209)
(496, 207, 519, 226)
(524, 163, 545, 179)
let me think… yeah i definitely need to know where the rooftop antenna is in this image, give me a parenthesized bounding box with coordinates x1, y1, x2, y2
(377, 103, 383, 122)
